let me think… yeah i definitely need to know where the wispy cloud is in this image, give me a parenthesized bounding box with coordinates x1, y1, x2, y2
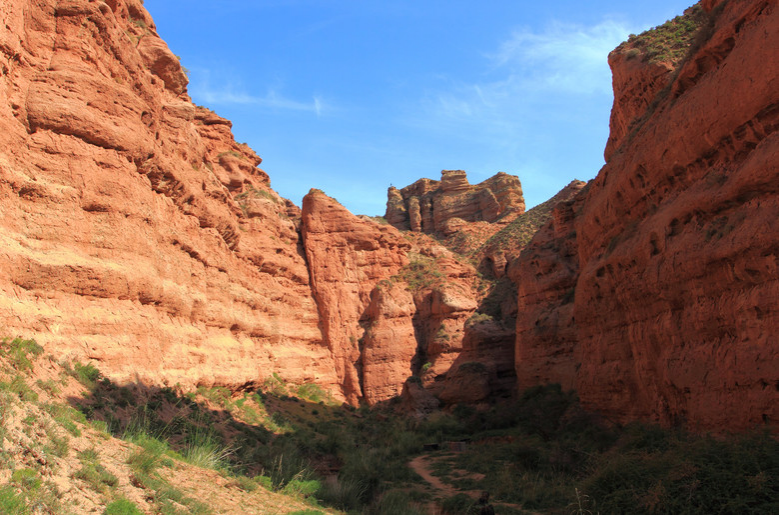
(397, 18, 640, 208)
(189, 69, 328, 116)
(490, 19, 635, 94)
(415, 19, 637, 130)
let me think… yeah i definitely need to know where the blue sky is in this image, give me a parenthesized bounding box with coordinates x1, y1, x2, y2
(143, 1, 694, 215)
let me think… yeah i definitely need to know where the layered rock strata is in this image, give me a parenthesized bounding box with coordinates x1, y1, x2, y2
(514, 0, 779, 432)
(386, 171, 525, 234)
(300, 190, 412, 404)
(0, 0, 339, 393)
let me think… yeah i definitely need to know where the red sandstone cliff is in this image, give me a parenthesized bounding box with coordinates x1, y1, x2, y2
(513, 0, 779, 432)
(2, 0, 775, 432)
(386, 170, 525, 236)
(300, 190, 412, 404)
(0, 0, 531, 406)
(0, 0, 339, 393)
(300, 190, 503, 405)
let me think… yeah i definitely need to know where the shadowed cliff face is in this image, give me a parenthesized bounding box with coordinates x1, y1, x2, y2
(514, 0, 779, 432)
(0, 0, 339, 394)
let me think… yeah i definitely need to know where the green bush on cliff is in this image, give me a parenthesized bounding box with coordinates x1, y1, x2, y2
(393, 253, 444, 291)
(623, 4, 708, 64)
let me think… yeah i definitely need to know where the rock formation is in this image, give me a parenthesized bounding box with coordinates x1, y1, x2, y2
(386, 171, 525, 235)
(300, 190, 412, 404)
(478, 180, 586, 279)
(0, 0, 339, 394)
(513, 0, 779, 432)
(0, 0, 776, 434)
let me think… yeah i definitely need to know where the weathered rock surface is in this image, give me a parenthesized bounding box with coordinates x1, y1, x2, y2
(301, 190, 412, 404)
(301, 195, 501, 406)
(0, 0, 338, 394)
(514, 0, 779, 432)
(386, 171, 525, 234)
(479, 180, 586, 279)
(360, 282, 418, 405)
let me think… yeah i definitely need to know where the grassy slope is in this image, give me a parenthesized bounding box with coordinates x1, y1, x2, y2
(0, 337, 341, 515)
(3, 337, 777, 515)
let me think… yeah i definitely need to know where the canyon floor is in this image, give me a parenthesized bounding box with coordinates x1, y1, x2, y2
(2, 337, 777, 514)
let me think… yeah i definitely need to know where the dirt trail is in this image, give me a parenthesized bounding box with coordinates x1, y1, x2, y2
(408, 454, 536, 515)
(408, 455, 469, 500)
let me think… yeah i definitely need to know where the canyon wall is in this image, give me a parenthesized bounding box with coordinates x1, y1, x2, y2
(0, 0, 339, 393)
(514, 0, 779, 431)
(0, 0, 529, 405)
(300, 190, 412, 404)
(1, 0, 776, 432)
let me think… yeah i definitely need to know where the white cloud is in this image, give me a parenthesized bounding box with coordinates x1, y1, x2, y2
(416, 18, 637, 130)
(396, 18, 640, 209)
(189, 69, 328, 115)
(491, 19, 636, 95)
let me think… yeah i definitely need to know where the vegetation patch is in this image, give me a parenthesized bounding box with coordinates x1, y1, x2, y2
(392, 252, 445, 291)
(0, 337, 43, 371)
(621, 5, 708, 64)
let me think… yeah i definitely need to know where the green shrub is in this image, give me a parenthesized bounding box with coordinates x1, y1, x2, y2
(104, 498, 143, 515)
(74, 460, 118, 493)
(440, 493, 475, 514)
(621, 4, 708, 64)
(372, 490, 425, 515)
(231, 475, 258, 492)
(295, 383, 330, 404)
(282, 478, 321, 498)
(71, 362, 101, 389)
(127, 434, 170, 474)
(11, 468, 40, 491)
(46, 432, 70, 458)
(315, 476, 366, 512)
(581, 430, 779, 514)
(1, 337, 43, 371)
(0, 486, 27, 515)
(465, 313, 493, 327)
(182, 428, 233, 471)
(3, 375, 38, 402)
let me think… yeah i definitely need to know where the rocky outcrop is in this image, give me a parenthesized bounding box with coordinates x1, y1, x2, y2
(360, 282, 418, 405)
(0, 0, 529, 406)
(301, 195, 500, 405)
(514, 0, 779, 432)
(301, 190, 412, 404)
(604, 5, 709, 161)
(386, 171, 525, 235)
(0, 0, 339, 394)
(478, 180, 586, 279)
(510, 192, 585, 392)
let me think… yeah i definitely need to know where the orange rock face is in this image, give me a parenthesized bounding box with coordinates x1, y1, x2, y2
(514, 0, 779, 432)
(301, 190, 413, 404)
(386, 170, 525, 234)
(0, 0, 338, 394)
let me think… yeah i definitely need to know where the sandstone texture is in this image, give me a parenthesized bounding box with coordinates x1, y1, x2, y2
(0, 0, 338, 394)
(301, 193, 510, 405)
(478, 180, 586, 279)
(605, 5, 710, 162)
(386, 170, 525, 235)
(514, 0, 779, 432)
(301, 190, 411, 404)
(2, 0, 776, 434)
